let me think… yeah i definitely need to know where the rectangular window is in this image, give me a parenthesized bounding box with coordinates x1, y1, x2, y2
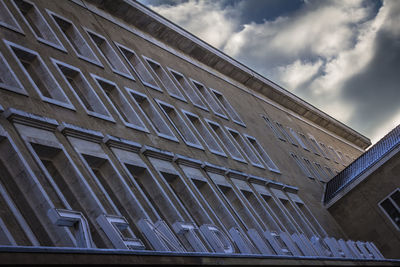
(210, 88, 245, 126)
(115, 43, 160, 91)
(299, 133, 312, 152)
(276, 122, 297, 146)
(302, 158, 318, 180)
(190, 79, 228, 119)
(5, 41, 73, 109)
(290, 153, 313, 179)
(91, 75, 149, 132)
(245, 135, 280, 173)
(226, 127, 264, 168)
(156, 100, 203, 149)
(318, 142, 332, 160)
(0, 0, 23, 33)
(328, 146, 341, 164)
(379, 189, 400, 230)
(0, 50, 26, 95)
(289, 128, 308, 150)
(336, 150, 346, 165)
(47, 10, 102, 67)
(52, 59, 113, 121)
(12, 0, 64, 50)
(169, 69, 207, 110)
(314, 162, 328, 182)
(308, 135, 325, 157)
(85, 29, 133, 80)
(127, 89, 178, 142)
(181, 110, 226, 157)
(262, 115, 286, 141)
(205, 119, 246, 163)
(143, 56, 186, 101)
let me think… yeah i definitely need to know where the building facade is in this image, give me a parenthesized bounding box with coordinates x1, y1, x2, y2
(0, 0, 397, 264)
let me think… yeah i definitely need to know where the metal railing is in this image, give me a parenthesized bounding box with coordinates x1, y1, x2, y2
(324, 124, 400, 204)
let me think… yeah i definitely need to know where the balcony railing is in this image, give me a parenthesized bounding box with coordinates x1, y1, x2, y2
(324, 124, 400, 204)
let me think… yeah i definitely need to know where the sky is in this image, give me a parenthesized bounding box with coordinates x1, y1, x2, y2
(137, 0, 400, 145)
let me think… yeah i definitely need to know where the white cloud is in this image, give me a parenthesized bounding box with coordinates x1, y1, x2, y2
(150, 1, 238, 49)
(276, 59, 323, 90)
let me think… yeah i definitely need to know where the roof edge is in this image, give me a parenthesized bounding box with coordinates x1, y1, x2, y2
(86, 0, 371, 149)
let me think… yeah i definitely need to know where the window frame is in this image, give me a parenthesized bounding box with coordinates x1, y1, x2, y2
(244, 134, 281, 173)
(126, 88, 179, 142)
(0, 50, 27, 95)
(0, 0, 24, 33)
(142, 55, 187, 102)
(209, 88, 245, 127)
(378, 188, 400, 231)
(84, 28, 134, 81)
(46, 10, 103, 68)
(90, 74, 149, 133)
(155, 99, 204, 150)
(51, 58, 115, 122)
(4, 40, 75, 110)
(181, 109, 227, 157)
(11, 0, 65, 51)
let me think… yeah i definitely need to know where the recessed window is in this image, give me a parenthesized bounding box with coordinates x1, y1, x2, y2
(181, 110, 226, 157)
(47, 10, 102, 66)
(169, 69, 207, 110)
(91, 75, 149, 132)
(205, 119, 246, 163)
(308, 135, 325, 157)
(0, 50, 26, 95)
(52, 59, 113, 121)
(290, 153, 313, 179)
(318, 142, 331, 160)
(325, 166, 335, 177)
(210, 88, 245, 127)
(336, 150, 346, 165)
(379, 189, 400, 230)
(127, 89, 178, 142)
(245, 135, 280, 173)
(276, 122, 297, 146)
(156, 100, 203, 149)
(12, 0, 64, 50)
(289, 128, 308, 150)
(328, 146, 341, 164)
(314, 162, 328, 182)
(190, 80, 228, 119)
(298, 132, 312, 152)
(302, 158, 318, 180)
(5, 41, 73, 109)
(115, 43, 160, 91)
(85, 29, 133, 80)
(226, 127, 263, 168)
(143, 56, 186, 101)
(262, 115, 286, 141)
(0, 0, 23, 33)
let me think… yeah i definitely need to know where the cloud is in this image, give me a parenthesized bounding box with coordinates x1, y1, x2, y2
(143, 0, 400, 145)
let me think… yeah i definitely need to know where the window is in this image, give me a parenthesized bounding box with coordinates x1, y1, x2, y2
(5, 41, 73, 109)
(0, 0, 23, 33)
(336, 151, 346, 165)
(181, 110, 226, 157)
(328, 146, 341, 164)
(91, 75, 148, 132)
(308, 135, 325, 157)
(127, 89, 178, 142)
(226, 127, 263, 168)
(12, 0, 64, 50)
(156, 100, 203, 149)
(289, 128, 307, 150)
(169, 69, 207, 110)
(276, 122, 297, 146)
(302, 158, 319, 180)
(52, 59, 113, 121)
(115, 43, 160, 91)
(85, 29, 133, 80)
(379, 189, 400, 230)
(325, 166, 335, 177)
(318, 142, 332, 160)
(190, 79, 228, 119)
(47, 10, 102, 66)
(299, 133, 312, 152)
(262, 115, 286, 141)
(210, 88, 245, 126)
(290, 153, 313, 179)
(245, 135, 280, 173)
(314, 163, 328, 182)
(0, 50, 26, 95)
(143, 56, 186, 101)
(205, 119, 246, 163)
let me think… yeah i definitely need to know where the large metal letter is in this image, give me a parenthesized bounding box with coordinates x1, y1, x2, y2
(172, 221, 208, 252)
(199, 224, 234, 254)
(97, 214, 145, 250)
(48, 208, 92, 248)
